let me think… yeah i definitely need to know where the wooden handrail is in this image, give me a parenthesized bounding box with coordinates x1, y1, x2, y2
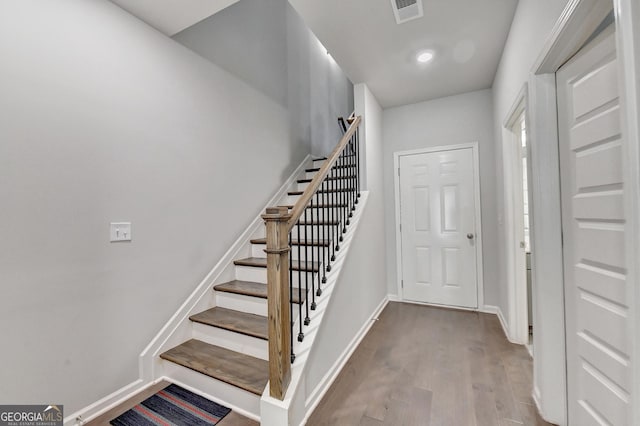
(264, 115, 361, 400)
(286, 115, 362, 231)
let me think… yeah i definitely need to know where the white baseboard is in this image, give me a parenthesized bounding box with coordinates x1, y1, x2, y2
(394, 298, 483, 313)
(532, 386, 546, 421)
(301, 296, 389, 424)
(479, 304, 499, 314)
(490, 305, 514, 343)
(64, 379, 153, 425)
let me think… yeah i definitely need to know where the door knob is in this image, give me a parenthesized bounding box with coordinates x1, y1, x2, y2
(467, 233, 474, 239)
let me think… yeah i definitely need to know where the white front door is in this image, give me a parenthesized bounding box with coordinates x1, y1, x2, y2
(398, 147, 479, 308)
(557, 25, 630, 425)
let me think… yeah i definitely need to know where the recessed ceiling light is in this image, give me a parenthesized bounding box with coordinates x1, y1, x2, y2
(416, 51, 434, 63)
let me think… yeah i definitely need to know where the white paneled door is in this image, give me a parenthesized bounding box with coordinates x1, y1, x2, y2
(398, 147, 479, 308)
(557, 25, 630, 425)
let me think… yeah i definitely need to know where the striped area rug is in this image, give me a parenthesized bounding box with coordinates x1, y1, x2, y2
(110, 384, 231, 426)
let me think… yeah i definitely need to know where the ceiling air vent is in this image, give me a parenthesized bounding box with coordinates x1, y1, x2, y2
(391, 0, 423, 24)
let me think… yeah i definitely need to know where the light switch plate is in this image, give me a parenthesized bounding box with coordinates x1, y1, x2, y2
(110, 222, 132, 242)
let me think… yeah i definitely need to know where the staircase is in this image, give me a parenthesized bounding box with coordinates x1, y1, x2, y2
(144, 115, 363, 422)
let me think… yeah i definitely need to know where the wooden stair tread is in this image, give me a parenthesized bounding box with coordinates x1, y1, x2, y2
(214, 280, 306, 304)
(278, 204, 348, 209)
(234, 257, 320, 272)
(312, 155, 354, 163)
(160, 339, 268, 395)
(297, 175, 356, 183)
(190, 307, 268, 340)
(250, 237, 330, 247)
(288, 188, 355, 196)
(297, 220, 339, 225)
(306, 165, 354, 172)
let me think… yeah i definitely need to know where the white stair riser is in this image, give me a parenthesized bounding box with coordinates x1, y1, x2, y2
(297, 179, 357, 192)
(285, 207, 353, 223)
(251, 243, 327, 261)
(290, 225, 337, 240)
(192, 322, 268, 360)
(235, 265, 323, 288)
(214, 291, 303, 323)
(304, 166, 356, 179)
(161, 361, 261, 419)
(215, 292, 267, 316)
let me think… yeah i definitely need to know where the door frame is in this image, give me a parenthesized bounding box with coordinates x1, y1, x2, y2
(393, 142, 484, 310)
(502, 84, 531, 345)
(528, 0, 640, 423)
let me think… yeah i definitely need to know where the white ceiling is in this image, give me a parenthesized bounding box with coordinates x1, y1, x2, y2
(109, 0, 241, 36)
(110, 0, 518, 108)
(289, 0, 518, 107)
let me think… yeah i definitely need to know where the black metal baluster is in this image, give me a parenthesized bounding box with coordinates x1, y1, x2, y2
(297, 220, 304, 342)
(321, 177, 327, 286)
(334, 159, 341, 252)
(309, 197, 316, 311)
(346, 143, 352, 218)
(356, 127, 361, 199)
(339, 149, 349, 241)
(289, 232, 295, 363)
(350, 137, 356, 215)
(343, 150, 350, 227)
(303, 203, 310, 326)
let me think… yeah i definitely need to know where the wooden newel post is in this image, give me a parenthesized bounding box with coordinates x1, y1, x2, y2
(262, 206, 292, 400)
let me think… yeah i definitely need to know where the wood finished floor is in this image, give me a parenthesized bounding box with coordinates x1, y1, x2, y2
(307, 302, 554, 426)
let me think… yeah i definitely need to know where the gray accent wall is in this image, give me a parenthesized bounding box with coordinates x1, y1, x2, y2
(173, 0, 354, 157)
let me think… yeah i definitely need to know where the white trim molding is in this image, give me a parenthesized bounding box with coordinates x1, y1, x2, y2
(615, 0, 640, 424)
(501, 84, 531, 346)
(64, 379, 147, 425)
(392, 142, 485, 311)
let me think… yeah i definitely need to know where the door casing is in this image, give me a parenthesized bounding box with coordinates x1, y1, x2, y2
(393, 142, 484, 310)
(502, 84, 532, 346)
(528, 0, 640, 424)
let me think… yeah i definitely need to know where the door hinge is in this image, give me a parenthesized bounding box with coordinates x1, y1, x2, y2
(398, 167, 400, 177)
(401, 280, 404, 288)
(400, 223, 402, 232)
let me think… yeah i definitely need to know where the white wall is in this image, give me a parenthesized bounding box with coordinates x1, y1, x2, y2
(382, 89, 498, 306)
(491, 0, 571, 423)
(173, 0, 354, 157)
(0, 0, 309, 415)
(301, 83, 387, 414)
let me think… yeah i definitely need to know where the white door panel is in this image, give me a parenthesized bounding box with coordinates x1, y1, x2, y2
(557, 25, 630, 425)
(399, 147, 478, 308)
